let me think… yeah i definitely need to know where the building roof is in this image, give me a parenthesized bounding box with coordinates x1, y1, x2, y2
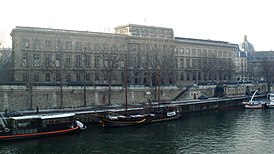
(239, 35, 255, 51)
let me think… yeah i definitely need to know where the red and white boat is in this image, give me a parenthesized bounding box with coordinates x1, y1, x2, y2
(242, 89, 266, 109)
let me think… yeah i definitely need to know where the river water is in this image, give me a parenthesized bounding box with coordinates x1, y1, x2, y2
(1, 109, 274, 154)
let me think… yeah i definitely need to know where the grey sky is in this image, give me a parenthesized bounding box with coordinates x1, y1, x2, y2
(1, 0, 273, 51)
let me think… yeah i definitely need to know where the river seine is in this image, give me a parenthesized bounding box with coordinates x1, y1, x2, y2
(1, 109, 274, 154)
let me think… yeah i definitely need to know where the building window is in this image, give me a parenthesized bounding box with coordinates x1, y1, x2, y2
(56, 40, 62, 50)
(186, 59, 190, 68)
(45, 53, 52, 68)
(33, 53, 40, 68)
(45, 73, 50, 82)
(22, 39, 29, 48)
(76, 73, 81, 81)
(22, 53, 28, 67)
(65, 41, 72, 50)
(180, 48, 184, 54)
(198, 49, 202, 56)
(95, 56, 100, 68)
(55, 53, 61, 67)
(192, 49, 196, 55)
(186, 48, 190, 55)
(95, 73, 100, 81)
(113, 72, 117, 81)
(56, 73, 61, 82)
(192, 59, 196, 68)
(85, 55, 91, 68)
(85, 73, 91, 82)
(180, 72, 184, 81)
(66, 73, 71, 82)
(103, 73, 108, 81)
(66, 54, 72, 68)
(132, 56, 137, 67)
(203, 49, 207, 56)
(120, 60, 125, 68)
(34, 73, 39, 82)
(218, 51, 222, 57)
(34, 39, 40, 49)
(174, 58, 178, 69)
(46, 40, 52, 48)
(174, 48, 178, 54)
(75, 55, 81, 68)
(23, 73, 28, 82)
(180, 58, 184, 69)
(198, 59, 202, 69)
(75, 42, 82, 51)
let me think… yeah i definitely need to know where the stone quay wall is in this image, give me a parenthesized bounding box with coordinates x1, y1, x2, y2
(0, 83, 268, 112)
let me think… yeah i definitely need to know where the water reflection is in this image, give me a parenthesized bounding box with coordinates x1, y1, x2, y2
(1, 110, 274, 153)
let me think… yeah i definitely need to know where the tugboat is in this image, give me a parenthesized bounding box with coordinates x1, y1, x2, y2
(0, 113, 86, 141)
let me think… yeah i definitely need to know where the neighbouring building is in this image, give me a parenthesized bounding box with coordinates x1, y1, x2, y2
(10, 24, 238, 86)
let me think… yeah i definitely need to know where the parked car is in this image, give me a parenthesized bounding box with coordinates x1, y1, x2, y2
(4, 111, 23, 117)
(198, 95, 209, 99)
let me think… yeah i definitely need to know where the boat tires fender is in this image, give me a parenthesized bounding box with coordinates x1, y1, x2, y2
(5, 128, 9, 132)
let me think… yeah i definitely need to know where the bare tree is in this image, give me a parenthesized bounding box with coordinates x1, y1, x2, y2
(261, 58, 274, 93)
(98, 36, 125, 105)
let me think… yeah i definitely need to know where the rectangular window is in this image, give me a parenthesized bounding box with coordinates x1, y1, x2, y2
(192, 59, 196, 68)
(186, 48, 190, 55)
(56, 73, 61, 82)
(95, 73, 99, 81)
(175, 58, 178, 69)
(56, 40, 62, 50)
(76, 55, 81, 68)
(33, 53, 40, 68)
(85, 73, 90, 82)
(192, 49, 196, 55)
(23, 73, 28, 82)
(45, 73, 50, 82)
(120, 60, 125, 68)
(66, 54, 72, 68)
(34, 73, 39, 82)
(66, 73, 71, 82)
(34, 39, 40, 49)
(46, 40, 52, 48)
(22, 53, 28, 67)
(132, 56, 137, 67)
(22, 39, 29, 48)
(180, 48, 184, 54)
(186, 59, 190, 68)
(45, 53, 52, 68)
(95, 56, 100, 68)
(198, 49, 202, 56)
(76, 42, 82, 51)
(113, 72, 117, 81)
(55, 53, 60, 67)
(65, 41, 72, 50)
(76, 73, 81, 81)
(180, 59, 184, 69)
(85, 55, 91, 68)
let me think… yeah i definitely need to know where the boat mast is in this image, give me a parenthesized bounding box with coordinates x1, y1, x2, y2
(125, 48, 128, 116)
(157, 65, 161, 108)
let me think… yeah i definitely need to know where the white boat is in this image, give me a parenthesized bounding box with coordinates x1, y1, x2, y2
(242, 89, 266, 109)
(266, 93, 274, 108)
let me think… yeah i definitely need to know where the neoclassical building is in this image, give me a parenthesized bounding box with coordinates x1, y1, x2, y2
(10, 24, 238, 86)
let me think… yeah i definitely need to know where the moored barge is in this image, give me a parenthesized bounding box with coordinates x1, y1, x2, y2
(0, 113, 86, 141)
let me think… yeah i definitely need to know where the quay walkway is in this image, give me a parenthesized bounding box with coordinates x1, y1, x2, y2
(3, 94, 266, 124)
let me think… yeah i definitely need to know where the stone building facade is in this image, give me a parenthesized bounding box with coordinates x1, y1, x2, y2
(10, 24, 238, 86)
